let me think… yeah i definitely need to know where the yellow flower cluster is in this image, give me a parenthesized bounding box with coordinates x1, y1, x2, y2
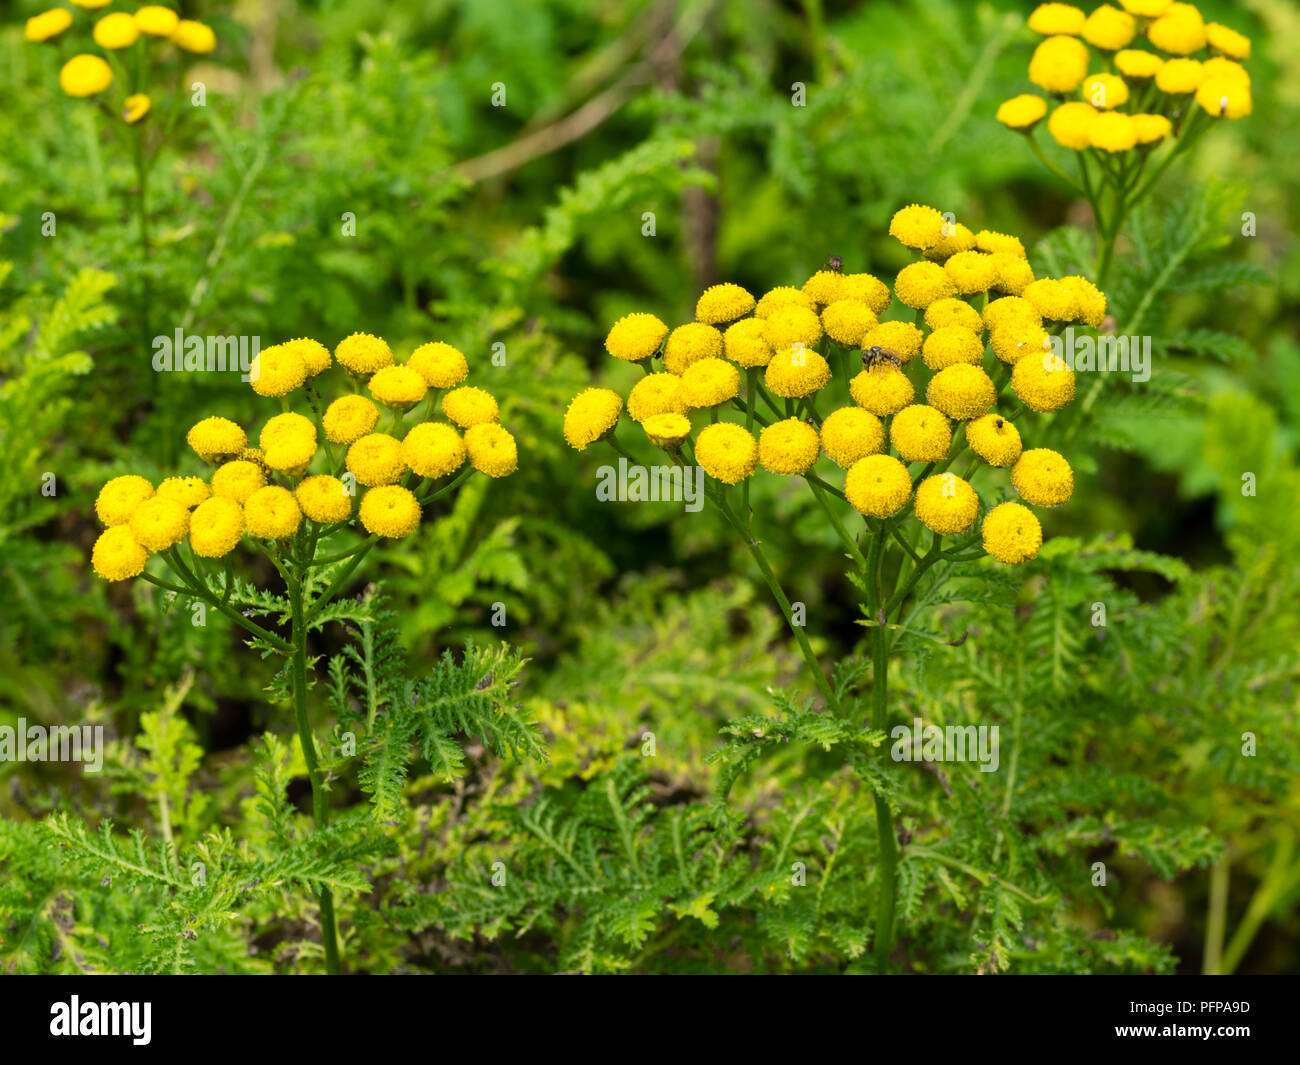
(90, 334, 517, 580)
(565, 206, 1093, 564)
(26, 4, 217, 118)
(1001, 2, 1252, 153)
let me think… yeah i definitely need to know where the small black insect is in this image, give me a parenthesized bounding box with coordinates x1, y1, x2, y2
(826, 254, 843, 273)
(861, 345, 903, 371)
(995, 418, 1004, 429)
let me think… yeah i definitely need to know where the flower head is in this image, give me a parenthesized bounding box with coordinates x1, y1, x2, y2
(187, 416, 247, 463)
(283, 338, 332, 376)
(323, 395, 380, 445)
(295, 475, 353, 524)
(627, 373, 687, 421)
(966, 413, 1023, 467)
(1061, 275, 1107, 327)
(607, 313, 669, 362)
(889, 204, 947, 250)
(359, 485, 422, 538)
(819, 407, 885, 468)
(1146, 2, 1206, 55)
(335, 332, 394, 375)
(924, 224, 978, 263)
(1196, 76, 1252, 119)
(60, 55, 113, 97)
(890, 405, 952, 463)
(695, 423, 758, 485)
(442, 386, 500, 429)
(754, 287, 815, 319)
(347, 434, 406, 486)
(407, 342, 468, 388)
(96, 475, 154, 527)
(135, 6, 180, 36)
(1013, 448, 1075, 506)
(802, 270, 850, 306)
(850, 363, 915, 417)
(244, 486, 302, 539)
(1028, 3, 1086, 36)
(761, 305, 824, 351)
(1012, 352, 1077, 412)
(696, 283, 755, 324)
(722, 319, 774, 369)
(643, 413, 692, 449)
(130, 496, 190, 551)
(368, 365, 429, 411)
(1048, 101, 1099, 149)
(821, 300, 878, 346)
(997, 94, 1048, 130)
(1082, 72, 1129, 109)
(1029, 35, 1090, 93)
(1155, 58, 1203, 94)
(94, 13, 139, 49)
(915, 474, 979, 535)
(765, 346, 831, 399)
(991, 321, 1051, 365)
(975, 231, 1027, 258)
(26, 9, 73, 43)
(156, 476, 211, 509)
(563, 388, 623, 450)
(984, 296, 1042, 332)
(211, 460, 266, 503)
(663, 322, 724, 375)
(1090, 111, 1138, 152)
(893, 261, 957, 309)
(991, 252, 1036, 296)
(926, 364, 997, 419)
(464, 424, 518, 477)
(171, 19, 216, 54)
(1132, 113, 1173, 143)
(845, 455, 912, 517)
(922, 325, 983, 371)
(260, 412, 317, 471)
(1023, 278, 1079, 321)
(982, 502, 1043, 564)
(944, 251, 999, 295)
(249, 344, 307, 397)
(92, 526, 149, 581)
(189, 497, 244, 558)
(759, 418, 821, 476)
(679, 358, 741, 409)
(1206, 22, 1250, 60)
(1082, 5, 1136, 51)
(925, 298, 984, 334)
(840, 274, 893, 315)
(862, 320, 924, 363)
(402, 422, 466, 478)
(1115, 49, 1165, 79)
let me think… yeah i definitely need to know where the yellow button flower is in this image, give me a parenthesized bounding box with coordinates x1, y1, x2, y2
(983, 296, 1042, 332)
(323, 395, 380, 445)
(171, 19, 217, 54)
(679, 357, 741, 409)
(1090, 112, 1138, 152)
(966, 413, 1023, 467)
(944, 251, 999, 296)
(95, 474, 154, 527)
(996, 94, 1048, 130)
(862, 320, 924, 362)
(211, 460, 266, 503)
(990, 321, 1051, 365)
(840, 273, 893, 315)
(442, 386, 500, 429)
(921, 325, 983, 371)
(407, 341, 468, 388)
(563, 387, 623, 450)
(893, 261, 956, 310)
(890, 405, 952, 463)
(1023, 277, 1079, 321)
(1132, 113, 1173, 144)
(915, 474, 979, 535)
(347, 433, 406, 487)
(335, 332, 394, 374)
(1082, 72, 1129, 109)
(765, 346, 831, 399)
(991, 252, 1036, 296)
(925, 298, 984, 335)
(888, 204, 946, 250)
(1048, 101, 1099, 150)
(663, 322, 724, 375)
(244, 486, 302, 539)
(802, 270, 850, 307)
(1029, 35, 1090, 94)
(924, 223, 978, 263)
(722, 319, 774, 369)
(695, 422, 758, 485)
(1061, 275, 1107, 327)
(627, 373, 686, 421)
(1115, 49, 1164, 79)
(401, 422, 466, 478)
(975, 231, 1027, 258)
(283, 337, 332, 376)
(1146, 2, 1206, 55)
(761, 305, 823, 351)
(249, 343, 307, 397)
(295, 475, 353, 524)
(696, 283, 755, 324)
(123, 94, 151, 124)
(130, 496, 190, 551)
(260, 412, 317, 471)
(60, 55, 113, 97)
(26, 9, 73, 43)
(1081, 5, 1136, 51)
(850, 363, 915, 417)
(754, 286, 814, 319)
(926, 364, 997, 419)
(1155, 58, 1203, 94)
(819, 407, 885, 468)
(1196, 76, 1252, 119)
(982, 502, 1043, 564)
(91, 526, 149, 581)
(369, 365, 429, 411)
(1012, 351, 1076, 412)
(360, 485, 421, 538)
(189, 497, 244, 558)
(1119, 0, 1171, 15)
(1028, 3, 1086, 36)
(134, 6, 180, 37)
(606, 313, 669, 362)
(821, 299, 878, 346)
(1012, 449, 1075, 507)
(1206, 22, 1250, 60)
(187, 416, 247, 463)
(94, 12, 140, 49)
(845, 455, 912, 518)
(464, 423, 518, 477)
(156, 475, 211, 509)
(758, 418, 820, 476)
(643, 412, 691, 449)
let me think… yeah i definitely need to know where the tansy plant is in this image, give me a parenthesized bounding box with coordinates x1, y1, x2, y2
(997, 1, 1253, 285)
(88, 332, 519, 972)
(564, 203, 1101, 965)
(23, 3, 219, 257)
